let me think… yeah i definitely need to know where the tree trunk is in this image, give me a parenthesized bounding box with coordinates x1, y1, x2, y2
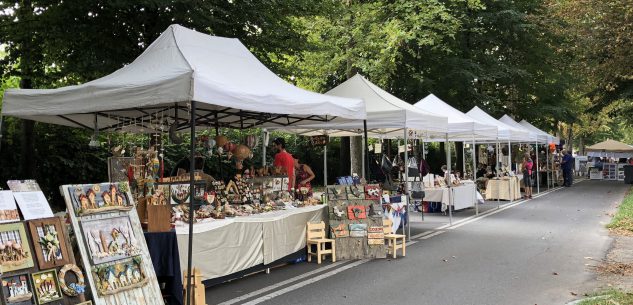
(340, 137, 351, 176)
(350, 136, 363, 176)
(18, 0, 36, 179)
(567, 123, 573, 153)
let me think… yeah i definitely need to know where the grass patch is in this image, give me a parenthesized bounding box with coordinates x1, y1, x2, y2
(607, 188, 633, 235)
(578, 289, 633, 305)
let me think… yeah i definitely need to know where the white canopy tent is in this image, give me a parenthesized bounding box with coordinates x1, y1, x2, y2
(271, 74, 449, 235)
(519, 120, 560, 145)
(1, 24, 365, 131)
(499, 115, 542, 144)
(466, 107, 530, 142)
(276, 74, 448, 138)
(414, 94, 498, 141)
(0, 24, 368, 302)
(414, 94, 499, 215)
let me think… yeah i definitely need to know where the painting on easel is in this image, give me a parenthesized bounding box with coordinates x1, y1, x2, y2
(67, 183, 133, 216)
(80, 216, 141, 265)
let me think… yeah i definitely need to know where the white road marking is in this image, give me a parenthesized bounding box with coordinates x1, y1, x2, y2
(410, 230, 436, 239)
(420, 230, 445, 239)
(241, 259, 370, 305)
(217, 260, 349, 305)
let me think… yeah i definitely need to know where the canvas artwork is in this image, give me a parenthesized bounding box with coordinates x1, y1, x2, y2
(31, 270, 62, 304)
(169, 183, 205, 205)
(0, 223, 34, 272)
(327, 186, 347, 200)
(107, 157, 134, 183)
(28, 218, 71, 269)
(68, 183, 133, 216)
(81, 216, 141, 265)
(0, 191, 20, 223)
(364, 185, 381, 200)
(330, 201, 347, 220)
(347, 185, 365, 200)
(1, 274, 34, 304)
(148, 184, 169, 205)
(349, 223, 367, 237)
(91, 256, 147, 296)
(347, 205, 367, 220)
(330, 222, 349, 238)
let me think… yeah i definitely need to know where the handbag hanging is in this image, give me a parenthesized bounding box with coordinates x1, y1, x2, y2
(410, 176, 425, 200)
(407, 157, 420, 177)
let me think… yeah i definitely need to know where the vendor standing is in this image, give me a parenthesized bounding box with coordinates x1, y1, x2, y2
(294, 155, 315, 200)
(273, 137, 295, 191)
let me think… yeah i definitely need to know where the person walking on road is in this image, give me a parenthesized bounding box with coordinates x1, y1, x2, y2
(522, 153, 534, 199)
(561, 150, 573, 187)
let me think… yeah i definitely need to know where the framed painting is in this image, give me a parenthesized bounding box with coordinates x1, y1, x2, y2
(91, 256, 147, 296)
(80, 216, 142, 265)
(31, 269, 62, 304)
(27, 217, 71, 269)
(0, 223, 35, 272)
(349, 223, 368, 237)
(1, 273, 34, 304)
(107, 157, 134, 183)
(67, 182, 133, 216)
(347, 205, 367, 220)
(347, 185, 365, 200)
(364, 185, 381, 200)
(168, 183, 205, 205)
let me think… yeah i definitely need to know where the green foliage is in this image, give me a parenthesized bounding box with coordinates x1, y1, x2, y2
(607, 188, 633, 233)
(578, 289, 633, 305)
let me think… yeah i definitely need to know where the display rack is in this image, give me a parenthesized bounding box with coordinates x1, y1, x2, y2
(618, 164, 627, 181)
(603, 163, 618, 180)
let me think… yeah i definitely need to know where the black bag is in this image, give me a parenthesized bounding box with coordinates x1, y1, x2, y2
(407, 157, 420, 177)
(410, 177, 425, 200)
(381, 154, 393, 175)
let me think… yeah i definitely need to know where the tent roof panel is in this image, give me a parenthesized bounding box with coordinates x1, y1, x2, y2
(2, 24, 365, 130)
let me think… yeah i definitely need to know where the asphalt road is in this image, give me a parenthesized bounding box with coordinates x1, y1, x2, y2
(207, 180, 630, 305)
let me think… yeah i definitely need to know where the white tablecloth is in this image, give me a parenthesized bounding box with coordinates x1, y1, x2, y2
(485, 177, 522, 200)
(423, 183, 477, 211)
(176, 205, 327, 281)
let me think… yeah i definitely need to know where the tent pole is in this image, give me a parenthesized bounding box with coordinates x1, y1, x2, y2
(508, 140, 513, 202)
(547, 145, 550, 190)
(536, 141, 540, 194)
(404, 127, 410, 240)
(446, 133, 452, 225)
(497, 141, 500, 209)
(262, 129, 267, 167)
(472, 135, 478, 215)
(462, 141, 466, 180)
(364, 120, 370, 181)
(421, 137, 426, 222)
(324, 136, 328, 187)
(186, 100, 197, 305)
(0, 114, 4, 153)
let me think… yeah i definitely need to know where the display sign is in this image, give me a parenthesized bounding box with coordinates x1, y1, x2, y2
(13, 191, 55, 220)
(0, 191, 20, 223)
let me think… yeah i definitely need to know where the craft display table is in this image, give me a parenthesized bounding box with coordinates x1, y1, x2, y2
(144, 231, 184, 305)
(175, 205, 327, 282)
(423, 182, 477, 212)
(485, 177, 522, 201)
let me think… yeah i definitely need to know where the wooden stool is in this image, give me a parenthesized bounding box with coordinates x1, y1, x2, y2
(183, 268, 208, 305)
(383, 219, 406, 258)
(306, 221, 336, 264)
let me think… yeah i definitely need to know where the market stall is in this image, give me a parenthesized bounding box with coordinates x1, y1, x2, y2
(1, 24, 367, 300)
(270, 74, 449, 239)
(466, 107, 531, 202)
(586, 139, 633, 181)
(414, 94, 498, 216)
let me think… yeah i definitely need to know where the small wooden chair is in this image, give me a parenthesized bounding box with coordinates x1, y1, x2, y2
(383, 218, 406, 258)
(306, 221, 336, 264)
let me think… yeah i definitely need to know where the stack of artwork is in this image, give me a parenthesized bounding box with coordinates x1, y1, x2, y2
(327, 184, 386, 260)
(0, 179, 86, 305)
(61, 182, 164, 305)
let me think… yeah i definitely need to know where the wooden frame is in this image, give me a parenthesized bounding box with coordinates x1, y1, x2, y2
(66, 182, 134, 216)
(0, 222, 35, 272)
(1, 273, 35, 304)
(80, 216, 142, 265)
(31, 269, 63, 304)
(28, 217, 72, 270)
(90, 256, 148, 296)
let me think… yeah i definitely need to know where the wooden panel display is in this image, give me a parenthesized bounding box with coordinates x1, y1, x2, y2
(60, 182, 164, 305)
(327, 185, 386, 260)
